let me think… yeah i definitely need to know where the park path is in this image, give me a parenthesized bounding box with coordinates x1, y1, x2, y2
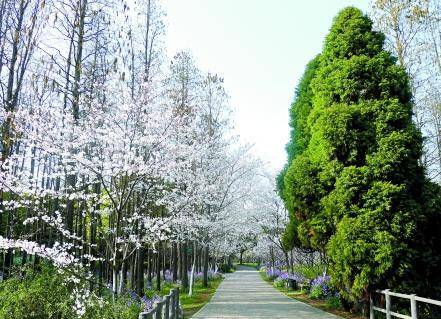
(191, 265, 341, 319)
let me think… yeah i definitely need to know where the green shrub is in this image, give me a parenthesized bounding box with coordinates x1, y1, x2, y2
(273, 277, 285, 288)
(85, 298, 141, 319)
(326, 295, 341, 309)
(293, 264, 325, 280)
(309, 285, 325, 299)
(220, 263, 235, 273)
(0, 265, 76, 319)
(0, 265, 141, 319)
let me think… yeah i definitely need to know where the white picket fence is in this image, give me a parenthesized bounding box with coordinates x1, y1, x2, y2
(370, 289, 441, 319)
(138, 288, 183, 319)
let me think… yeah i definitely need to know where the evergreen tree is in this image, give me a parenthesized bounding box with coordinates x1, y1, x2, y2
(286, 55, 321, 164)
(282, 6, 441, 307)
(277, 56, 321, 249)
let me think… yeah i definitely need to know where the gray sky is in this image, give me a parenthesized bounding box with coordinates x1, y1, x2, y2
(164, 0, 370, 172)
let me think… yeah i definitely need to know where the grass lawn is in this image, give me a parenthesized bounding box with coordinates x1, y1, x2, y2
(236, 262, 260, 269)
(259, 271, 364, 319)
(180, 278, 223, 318)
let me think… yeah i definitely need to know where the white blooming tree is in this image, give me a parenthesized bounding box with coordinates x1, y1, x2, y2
(0, 0, 286, 317)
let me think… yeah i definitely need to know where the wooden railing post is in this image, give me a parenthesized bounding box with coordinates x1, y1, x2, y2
(139, 312, 154, 319)
(139, 287, 180, 319)
(164, 294, 170, 319)
(170, 289, 176, 318)
(370, 293, 375, 319)
(175, 287, 180, 318)
(371, 289, 440, 319)
(156, 301, 163, 319)
(410, 294, 418, 319)
(385, 289, 391, 319)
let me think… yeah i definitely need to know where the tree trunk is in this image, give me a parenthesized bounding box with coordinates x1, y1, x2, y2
(172, 242, 178, 282)
(188, 258, 195, 296)
(136, 247, 144, 296)
(196, 247, 201, 273)
(203, 245, 209, 288)
(130, 253, 135, 290)
(156, 242, 161, 291)
(290, 250, 294, 274)
(162, 243, 166, 280)
(147, 248, 152, 284)
(112, 262, 119, 299)
(182, 241, 188, 290)
(121, 259, 127, 292)
(179, 243, 183, 280)
(283, 250, 290, 273)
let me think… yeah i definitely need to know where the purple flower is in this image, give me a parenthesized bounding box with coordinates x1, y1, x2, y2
(279, 272, 289, 280)
(141, 294, 161, 312)
(129, 290, 138, 300)
(289, 273, 307, 282)
(310, 275, 332, 297)
(274, 271, 307, 284)
(311, 275, 331, 287)
(266, 268, 282, 279)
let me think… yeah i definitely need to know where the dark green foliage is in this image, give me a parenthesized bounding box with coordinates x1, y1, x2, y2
(406, 181, 441, 300)
(326, 295, 341, 309)
(280, 6, 441, 304)
(286, 55, 321, 163)
(276, 166, 287, 201)
(281, 215, 298, 251)
(292, 264, 326, 280)
(219, 263, 236, 273)
(0, 265, 76, 319)
(278, 56, 322, 248)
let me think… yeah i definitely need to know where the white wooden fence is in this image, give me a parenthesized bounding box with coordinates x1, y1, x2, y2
(138, 288, 183, 319)
(370, 289, 441, 319)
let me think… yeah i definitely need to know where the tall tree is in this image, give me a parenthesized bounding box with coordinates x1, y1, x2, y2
(282, 7, 441, 310)
(0, 0, 48, 277)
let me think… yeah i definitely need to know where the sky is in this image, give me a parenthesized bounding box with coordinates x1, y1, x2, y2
(163, 0, 370, 172)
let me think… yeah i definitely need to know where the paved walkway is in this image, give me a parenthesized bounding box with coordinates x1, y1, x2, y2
(191, 266, 341, 319)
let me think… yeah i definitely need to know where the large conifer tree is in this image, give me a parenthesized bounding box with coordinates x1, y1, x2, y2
(281, 6, 441, 306)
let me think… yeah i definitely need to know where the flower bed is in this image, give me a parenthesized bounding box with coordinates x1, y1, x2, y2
(264, 267, 307, 289)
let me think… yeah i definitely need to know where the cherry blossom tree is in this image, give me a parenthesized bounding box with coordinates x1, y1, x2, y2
(0, 1, 282, 317)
